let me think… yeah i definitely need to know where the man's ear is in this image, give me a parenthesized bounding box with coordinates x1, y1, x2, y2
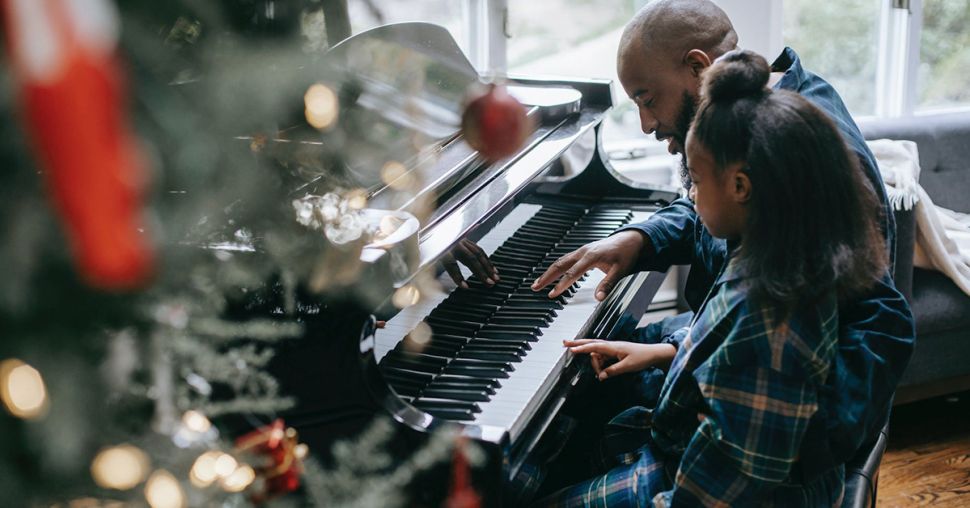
(684, 49, 713, 77)
(731, 165, 752, 203)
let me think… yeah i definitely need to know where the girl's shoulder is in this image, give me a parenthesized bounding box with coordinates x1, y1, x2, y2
(710, 282, 839, 384)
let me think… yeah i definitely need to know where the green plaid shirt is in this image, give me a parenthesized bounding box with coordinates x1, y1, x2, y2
(649, 259, 841, 506)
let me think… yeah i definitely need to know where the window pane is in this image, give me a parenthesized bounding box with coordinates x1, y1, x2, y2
(783, 0, 881, 116)
(918, 0, 970, 111)
(508, 0, 678, 185)
(347, 1, 466, 53)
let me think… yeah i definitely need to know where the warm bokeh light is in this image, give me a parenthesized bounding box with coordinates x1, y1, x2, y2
(213, 453, 238, 479)
(144, 470, 185, 508)
(404, 322, 433, 353)
(220, 464, 256, 493)
(189, 450, 222, 488)
(346, 188, 368, 210)
(378, 214, 405, 240)
(181, 410, 211, 433)
(295, 443, 309, 460)
(392, 285, 421, 308)
(380, 161, 414, 190)
(90, 444, 150, 490)
(0, 358, 49, 419)
(304, 83, 339, 130)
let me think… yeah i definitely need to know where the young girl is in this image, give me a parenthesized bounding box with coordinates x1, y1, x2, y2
(540, 50, 887, 507)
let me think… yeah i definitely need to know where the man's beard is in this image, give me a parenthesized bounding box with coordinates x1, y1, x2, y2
(674, 91, 698, 190)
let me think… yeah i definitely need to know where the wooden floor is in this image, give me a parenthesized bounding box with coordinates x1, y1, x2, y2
(877, 390, 970, 507)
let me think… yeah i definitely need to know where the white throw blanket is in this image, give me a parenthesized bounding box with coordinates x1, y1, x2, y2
(867, 139, 970, 296)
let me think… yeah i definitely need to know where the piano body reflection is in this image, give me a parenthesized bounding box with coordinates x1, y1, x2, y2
(257, 22, 679, 505)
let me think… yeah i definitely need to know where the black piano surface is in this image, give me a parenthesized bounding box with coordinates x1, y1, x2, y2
(237, 22, 680, 506)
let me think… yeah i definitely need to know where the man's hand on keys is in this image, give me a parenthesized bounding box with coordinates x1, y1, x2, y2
(531, 230, 647, 301)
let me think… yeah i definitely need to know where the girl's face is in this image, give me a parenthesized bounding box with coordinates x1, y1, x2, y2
(684, 132, 749, 239)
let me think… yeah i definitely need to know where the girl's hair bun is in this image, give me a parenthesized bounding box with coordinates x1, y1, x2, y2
(702, 49, 771, 102)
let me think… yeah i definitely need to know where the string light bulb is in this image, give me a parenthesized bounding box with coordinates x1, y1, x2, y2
(90, 444, 150, 490)
(189, 450, 223, 488)
(380, 160, 414, 190)
(144, 470, 185, 508)
(181, 410, 210, 433)
(213, 453, 238, 479)
(220, 464, 256, 493)
(304, 83, 339, 130)
(346, 188, 368, 210)
(392, 285, 421, 308)
(0, 358, 49, 419)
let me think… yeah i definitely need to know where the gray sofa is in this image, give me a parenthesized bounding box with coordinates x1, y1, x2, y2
(859, 112, 970, 404)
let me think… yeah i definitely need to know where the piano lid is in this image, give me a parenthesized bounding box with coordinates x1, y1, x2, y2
(321, 23, 583, 216)
(321, 23, 477, 204)
(315, 23, 611, 285)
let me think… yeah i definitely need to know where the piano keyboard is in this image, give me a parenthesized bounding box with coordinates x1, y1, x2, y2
(374, 202, 652, 440)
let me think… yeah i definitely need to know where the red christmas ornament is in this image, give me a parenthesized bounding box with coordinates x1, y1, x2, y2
(235, 419, 306, 503)
(444, 436, 480, 508)
(2, 0, 154, 290)
(461, 83, 533, 162)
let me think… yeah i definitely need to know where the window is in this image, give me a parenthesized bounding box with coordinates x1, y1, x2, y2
(918, 0, 970, 111)
(507, 0, 679, 186)
(783, 0, 883, 116)
(347, 1, 468, 55)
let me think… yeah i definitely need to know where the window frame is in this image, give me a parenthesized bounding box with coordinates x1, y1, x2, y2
(476, 0, 969, 120)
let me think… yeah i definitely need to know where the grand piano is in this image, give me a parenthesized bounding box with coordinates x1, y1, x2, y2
(252, 22, 680, 506)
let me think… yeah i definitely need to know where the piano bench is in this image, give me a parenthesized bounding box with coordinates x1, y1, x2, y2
(840, 423, 889, 508)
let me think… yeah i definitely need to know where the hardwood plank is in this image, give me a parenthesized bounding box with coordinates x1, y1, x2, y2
(877, 390, 970, 507)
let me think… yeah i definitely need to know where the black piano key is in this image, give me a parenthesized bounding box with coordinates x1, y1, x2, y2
(506, 295, 566, 306)
(458, 349, 522, 363)
(426, 322, 484, 336)
(505, 237, 558, 249)
(416, 408, 477, 421)
(488, 316, 550, 328)
(466, 340, 530, 353)
(465, 281, 519, 292)
(444, 365, 510, 379)
(491, 310, 556, 322)
(527, 216, 577, 226)
(447, 292, 508, 305)
(479, 324, 543, 337)
(450, 357, 514, 372)
(422, 334, 471, 345)
(403, 343, 460, 357)
(413, 398, 481, 413)
(514, 226, 564, 236)
(429, 308, 494, 322)
(436, 374, 501, 388)
(430, 380, 497, 395)
(421, 387, 491, 402)
(474, 333, 536, 346)
(490, 256, 539, 266)
(498, 300, 564, 311)
(381, 357, 444, 374)
(425, 316, 482, 331)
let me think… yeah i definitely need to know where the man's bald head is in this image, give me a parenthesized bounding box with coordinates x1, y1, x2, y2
(619, 0, 738, 65)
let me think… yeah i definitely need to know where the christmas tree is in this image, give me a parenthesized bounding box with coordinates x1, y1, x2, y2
(0, 0, 473, 505)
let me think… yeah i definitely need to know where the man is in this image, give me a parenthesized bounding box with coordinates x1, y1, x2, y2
(530, 0, 914, 504)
